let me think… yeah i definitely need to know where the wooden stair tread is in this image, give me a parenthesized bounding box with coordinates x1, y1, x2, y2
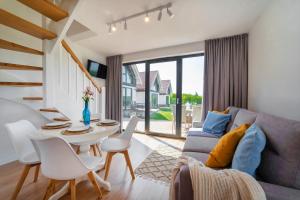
(23, 97, 43, 100)
(18, 0, 68, 22)
(0, 39, 44, 55)
(40, 108, 59, 113)
(0, 82, 43, 86)
(53, 117, 70, 122)
(0, 62, 42, 71)
(0, 9, 57, 40)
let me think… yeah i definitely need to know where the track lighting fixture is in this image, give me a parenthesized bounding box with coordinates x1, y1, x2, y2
(107, 2, 174, 34)
(108, 24, 112, 34)
(157, 9, 162, 21)
(144, 13, 150, 23)
(167, 8, 174, 18)
(124, 20, 127, 30)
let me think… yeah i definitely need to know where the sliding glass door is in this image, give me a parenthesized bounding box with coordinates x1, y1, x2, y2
(148, 60, 178, 135)
(122, 53, 204, 138)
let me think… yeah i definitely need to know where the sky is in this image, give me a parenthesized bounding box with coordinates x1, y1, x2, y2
(135, 56, 204, 95)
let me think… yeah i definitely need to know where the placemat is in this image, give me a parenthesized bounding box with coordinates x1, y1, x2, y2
(41, 122, 72, 130)
(96, 122, 119, 127)
(61, 127, 94, 135)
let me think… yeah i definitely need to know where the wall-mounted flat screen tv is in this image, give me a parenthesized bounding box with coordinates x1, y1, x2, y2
(87, 59, 107, 79)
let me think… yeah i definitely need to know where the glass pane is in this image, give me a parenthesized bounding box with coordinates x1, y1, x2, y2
(149, 61, 177, 135)
(122, 63, 145, 132)
(182, 56, 204, 137)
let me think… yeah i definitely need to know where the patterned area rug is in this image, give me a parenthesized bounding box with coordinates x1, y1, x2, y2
(134, 145, 181, 184)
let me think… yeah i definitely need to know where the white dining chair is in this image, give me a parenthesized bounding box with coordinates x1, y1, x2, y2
(101, 116, 139, 180)
(31, 135, 103, 200)
(5, 120, 41, 200)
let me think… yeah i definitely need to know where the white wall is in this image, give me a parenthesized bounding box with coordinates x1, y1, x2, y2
(65, 38, 106, 87)
(123, 41, 204, 63)
(248, 0, 300, 121)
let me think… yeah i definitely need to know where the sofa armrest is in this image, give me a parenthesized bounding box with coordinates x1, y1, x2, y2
(174, 164, 193, 200)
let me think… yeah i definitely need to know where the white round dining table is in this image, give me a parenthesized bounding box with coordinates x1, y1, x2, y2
(39, 121, 120, 200)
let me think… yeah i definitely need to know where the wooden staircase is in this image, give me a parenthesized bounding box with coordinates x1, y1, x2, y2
(0, 82, 43, 87)
(0, 39, 44, 55)
(23, 97, 43, 101)
(17, 0, 69, 22)
(0, 9, 57, 40)
(0, 62, 43, 71)
(0, 1, 69, 119)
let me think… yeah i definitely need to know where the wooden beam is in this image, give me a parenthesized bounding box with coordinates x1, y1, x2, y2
(0, 9, 57, 40)
(17, 0, 69, 22)
(0, 82, 43, 87)
(0, 39, 44, 55)
(61, 40, 101, 92)
(0, 62, 42, 71)
(23, 97, 43, 100)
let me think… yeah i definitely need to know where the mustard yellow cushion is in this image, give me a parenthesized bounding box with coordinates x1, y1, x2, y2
(205, 124, 250, 168)
(213, 107, 230, 114)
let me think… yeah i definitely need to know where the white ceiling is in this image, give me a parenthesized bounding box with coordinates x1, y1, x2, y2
(74, 0, 271, 56)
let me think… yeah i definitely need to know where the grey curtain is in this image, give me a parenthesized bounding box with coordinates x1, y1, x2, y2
(105, 55, 123, 123)
(202, 34, 248, 119)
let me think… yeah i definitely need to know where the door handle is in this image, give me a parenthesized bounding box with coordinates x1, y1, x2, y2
(177, 98, 180, 104)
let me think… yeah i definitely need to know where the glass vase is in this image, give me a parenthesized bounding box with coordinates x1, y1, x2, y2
(82, 101, 91, 126)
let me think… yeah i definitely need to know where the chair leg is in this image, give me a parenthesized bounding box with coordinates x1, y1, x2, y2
(123, 150, 135, 180)
(11, 164, 31, 200)
(92, 145, 97, 156)
(87, 171, 103, 199)
(43, 179, 55, 200)
(69, 179, 76, 200)
(96, 144, 102, 157)
(33, 164, 40, 183)
(104, 152, 113, 180)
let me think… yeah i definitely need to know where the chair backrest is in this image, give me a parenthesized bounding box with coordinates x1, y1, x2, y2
(119, 116, 139, 141)
(31, 136, 89, 180)
(192, 105, 202, 122)
(5, 120, 38, 163)
(171, 105, 187, 122)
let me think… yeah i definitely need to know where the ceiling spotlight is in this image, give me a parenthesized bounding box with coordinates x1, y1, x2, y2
(157, 9, 162, 21)
(124, 20, 127, 30)
(167, 8, 174, 18)
(144, 13, 150, 23)
(112, 24, 117, 32)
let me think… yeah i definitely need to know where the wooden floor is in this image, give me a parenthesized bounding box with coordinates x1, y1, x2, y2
(0, 134, 185, 200)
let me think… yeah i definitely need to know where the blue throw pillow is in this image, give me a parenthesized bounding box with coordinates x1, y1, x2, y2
(232, 123, 266, 176)
(202, 111, 231, 136)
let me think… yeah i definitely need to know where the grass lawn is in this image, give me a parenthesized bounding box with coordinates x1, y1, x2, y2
(150, 107, 173, 121)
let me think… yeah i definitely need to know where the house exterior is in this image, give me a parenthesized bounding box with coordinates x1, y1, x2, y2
(122, 65, 142, 110)
(122, 65, 172, 110)
(159, 80, 172, 106)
